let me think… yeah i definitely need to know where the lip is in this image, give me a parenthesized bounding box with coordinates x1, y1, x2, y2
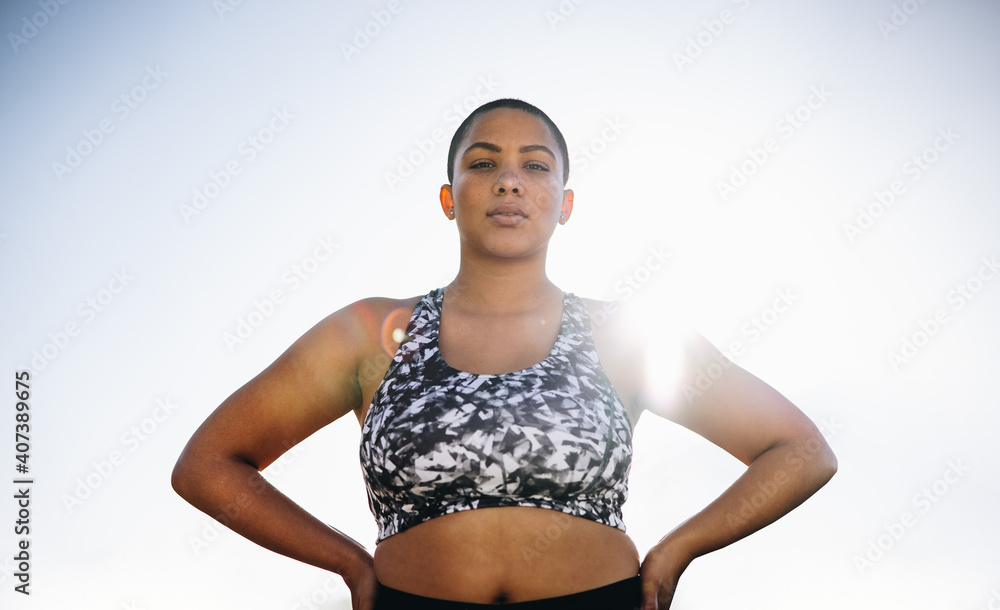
(489, 212, 525, 227)
(486, 204, 526, 226)
(487, 204, 527, 217)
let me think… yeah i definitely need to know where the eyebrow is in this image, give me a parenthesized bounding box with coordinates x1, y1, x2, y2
(461, 142, 556, 161)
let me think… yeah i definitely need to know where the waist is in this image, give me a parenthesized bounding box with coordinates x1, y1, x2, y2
(375, 575, 642, 609)
(372, 507, 640, 604)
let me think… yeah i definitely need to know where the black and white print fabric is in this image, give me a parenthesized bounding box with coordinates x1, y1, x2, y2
(359, 287, 633, 543)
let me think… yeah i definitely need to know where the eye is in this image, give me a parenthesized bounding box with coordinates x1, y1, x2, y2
(525, 162, 549, 172)
(469, 160, 495, 169)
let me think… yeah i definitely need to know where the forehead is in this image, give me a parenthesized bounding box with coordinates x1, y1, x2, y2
(461, 108, 558, 150)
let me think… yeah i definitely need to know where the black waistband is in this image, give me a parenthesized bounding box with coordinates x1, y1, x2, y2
(373, 575, 642, 609)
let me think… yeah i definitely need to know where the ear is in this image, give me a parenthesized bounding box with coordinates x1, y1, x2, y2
(439, 184, 455, 219)
(559, 189, 574, 224)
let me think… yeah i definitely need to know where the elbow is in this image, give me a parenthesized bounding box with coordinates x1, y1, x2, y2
(779, 432, 837, 489)
(812, 438, 838, 487)
(170, 455, 190, 500)
(824, 447, 838, 481)
(825, 440, 838, 474)
(171, 449, 201, 503)
(171, 445, 256, 507)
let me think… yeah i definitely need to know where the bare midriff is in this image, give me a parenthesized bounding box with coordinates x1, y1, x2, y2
(373, 506, 640, 604)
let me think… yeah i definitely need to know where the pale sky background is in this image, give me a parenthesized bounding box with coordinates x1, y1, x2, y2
(1, 1, 998, 608)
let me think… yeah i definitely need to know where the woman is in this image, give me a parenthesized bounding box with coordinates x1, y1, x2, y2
(172, 98, 837, 609)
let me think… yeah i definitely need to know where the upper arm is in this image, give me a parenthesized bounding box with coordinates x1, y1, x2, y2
(641, 332, 826, 466)
(176, 298, 380, 473)
(589, 299, 827, 466)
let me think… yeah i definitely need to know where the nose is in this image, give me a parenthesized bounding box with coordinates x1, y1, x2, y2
(494, 167, 521, 195)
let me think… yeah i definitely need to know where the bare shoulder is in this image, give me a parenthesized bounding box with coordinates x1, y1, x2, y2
(335, 294, 425, 350)
(303, 293, 423, 354)
(579, 294, 830, 469)
(579, 295, 698, 425)
(580, 297, 649, 428)
(580, 297, 645, 365)
(173, 292, 428, 483)
(340, 293, 425, 420)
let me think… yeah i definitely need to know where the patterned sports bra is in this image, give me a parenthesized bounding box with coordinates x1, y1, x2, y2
(359, 287, 633, 543)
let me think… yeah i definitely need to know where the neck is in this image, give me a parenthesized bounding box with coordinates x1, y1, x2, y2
(446, 248, 561, 315)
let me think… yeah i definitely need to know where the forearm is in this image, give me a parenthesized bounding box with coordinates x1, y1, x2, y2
(659, 433, 837, 565)
(172, 454, 372, 584)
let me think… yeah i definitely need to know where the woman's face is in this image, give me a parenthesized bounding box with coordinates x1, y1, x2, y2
(441, 108, 573, 260)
